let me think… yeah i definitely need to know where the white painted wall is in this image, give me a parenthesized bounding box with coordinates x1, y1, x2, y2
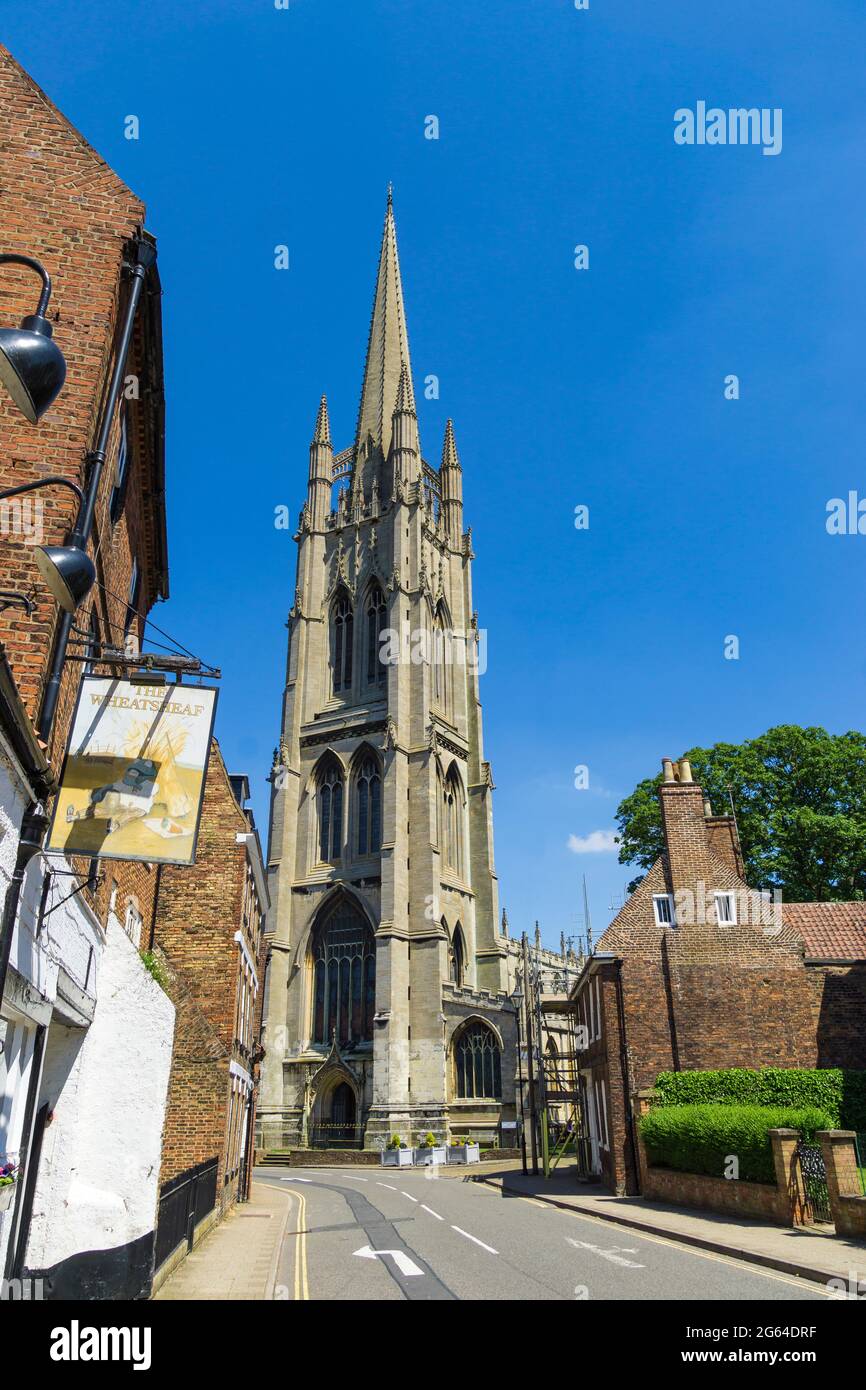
(24, 917, 174, 1273)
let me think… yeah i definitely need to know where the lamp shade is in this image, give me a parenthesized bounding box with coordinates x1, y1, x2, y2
(34, 544, 95, 613)
(0, 314, 67, 424)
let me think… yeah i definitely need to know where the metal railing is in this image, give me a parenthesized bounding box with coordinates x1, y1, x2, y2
(154, 1157, 219, 1269)
(308, 1122, 364, 1150)
(796, 1139, 831, 1224)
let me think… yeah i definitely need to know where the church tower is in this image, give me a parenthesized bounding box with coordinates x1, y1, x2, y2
(259, 194, 512, 1151)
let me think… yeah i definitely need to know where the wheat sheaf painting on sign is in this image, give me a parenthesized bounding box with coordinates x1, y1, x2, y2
(46, 676, 218, 865)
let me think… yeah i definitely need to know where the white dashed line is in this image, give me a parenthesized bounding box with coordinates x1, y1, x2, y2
(420, 1204, 443, 1220)
(401, 1191, 418, 1202)
(452, 1225, 498, 1254)
(376, 1182, 398, 1190)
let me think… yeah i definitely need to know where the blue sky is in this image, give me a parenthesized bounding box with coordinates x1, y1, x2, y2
(5, 0, 866, 947)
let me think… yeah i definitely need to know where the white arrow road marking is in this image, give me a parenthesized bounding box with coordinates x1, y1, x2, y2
(566, 1237, 645, 1268)
(451, 1225, 498, 1254)
(421, 1204, 443, 1220)
(354, 1244, 424, 1277)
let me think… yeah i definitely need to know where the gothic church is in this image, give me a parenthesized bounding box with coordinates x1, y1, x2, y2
(259, 194, 520, 1150)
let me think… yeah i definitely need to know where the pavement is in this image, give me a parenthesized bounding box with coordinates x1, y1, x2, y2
(154, 1164, 850, 1300)
(153, 1180, 293, 1300)
(472, 1159, 866, 1296)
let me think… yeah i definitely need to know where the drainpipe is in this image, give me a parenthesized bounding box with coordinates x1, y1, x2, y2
(614, 959, 639, 1194)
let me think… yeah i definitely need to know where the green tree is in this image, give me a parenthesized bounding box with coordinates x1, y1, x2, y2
(615, 725, 866, 901)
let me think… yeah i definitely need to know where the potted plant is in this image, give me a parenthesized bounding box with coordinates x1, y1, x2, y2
(446, 1135, 481, 1165)
(381, 1134, 413, 1167)
(0, 1159, 18, 1212)
(413, 1131, 447, 1166)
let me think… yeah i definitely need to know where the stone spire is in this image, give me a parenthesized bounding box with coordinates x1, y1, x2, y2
(354, 189, 415, 468)
(390, 359, 420, 489)
(307, 393, 333, 528)
(440, 418, 463, 542)
(312, 393, 331, 447)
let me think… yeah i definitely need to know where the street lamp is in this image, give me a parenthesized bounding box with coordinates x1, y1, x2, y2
(34, 544, 96, 614)
(0, 254, 67, 422)
(0, 476, 95, 614)
(512, 983, 528, 1175)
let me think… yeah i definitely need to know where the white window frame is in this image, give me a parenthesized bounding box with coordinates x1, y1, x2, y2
(653, 893, 675, 927)
(124, 901, 143, 948)
(714, 891, 737, 926)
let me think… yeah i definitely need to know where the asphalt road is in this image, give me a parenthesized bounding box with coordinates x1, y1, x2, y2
(257, 1166, 829, 1302)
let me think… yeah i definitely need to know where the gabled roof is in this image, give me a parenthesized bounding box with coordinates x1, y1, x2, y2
(782, 902, 866, 963)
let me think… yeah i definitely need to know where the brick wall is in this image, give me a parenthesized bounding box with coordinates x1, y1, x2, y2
(152, 741, 266, 1212)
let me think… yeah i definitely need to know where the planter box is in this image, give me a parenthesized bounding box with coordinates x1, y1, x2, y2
(0, 1183, 16, 1212)
(381, 1148, 413, 1167)
(413, 1145, 447, 1166)
(446, 1144, 481, 1165)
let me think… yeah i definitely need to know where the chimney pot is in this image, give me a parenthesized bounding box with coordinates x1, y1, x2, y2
(661, 757, 675, 783)
(678, 758, 693, 783)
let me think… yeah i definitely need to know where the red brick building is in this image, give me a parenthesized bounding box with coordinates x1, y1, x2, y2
(0, 44, 175, 1297)
(149, 740, 269, 1284)
(571, 757, 866, 1195)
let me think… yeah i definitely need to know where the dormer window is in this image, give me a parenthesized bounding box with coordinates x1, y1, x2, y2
(715, 891, 737, 925)
(653, 893, 675, 927)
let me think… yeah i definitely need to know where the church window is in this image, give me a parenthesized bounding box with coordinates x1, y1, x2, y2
(442, 766, 463, 877)
(356, 754, 382, 856)
(331, 589, 353, 694)
(366, 584, 387, 685)
(454, 1022, 501, 1100)
(432, 603, 450, 715)
(311, 900, 376, 1045)
(448, 921, 466, 987)
(318, 760, 344, 863)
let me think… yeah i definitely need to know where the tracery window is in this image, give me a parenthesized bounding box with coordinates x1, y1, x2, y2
(311, 901, 376, 1045)
(355, 755, 382, 856)
(454, 1022, 502, 1100)
(366, 584, 387, 686)
(442, 766, 463, 877)
(331, 589, 353, 694)
(432, 603, 450, 715)
(318, 760, 344, 863)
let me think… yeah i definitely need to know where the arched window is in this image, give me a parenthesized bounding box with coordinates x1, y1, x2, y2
(355, 754, 382, 856)
(454, 1022, 502, 1099)
(448, 922, 465, 986)
(442, 766, 463, 877)
(311, 900, 376, 1045)
(318, 760, 344, 863)
(432, 603, 450, 715)
(331, 589, 353, 695)
(366, 584, 387, 686)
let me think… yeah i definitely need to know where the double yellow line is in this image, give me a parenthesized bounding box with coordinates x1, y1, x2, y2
(285, 1187, 309, 1300)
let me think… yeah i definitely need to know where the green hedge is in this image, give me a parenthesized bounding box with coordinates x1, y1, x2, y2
(640, 1103, 833, 1185)
(653, 1068, 866, 1131)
